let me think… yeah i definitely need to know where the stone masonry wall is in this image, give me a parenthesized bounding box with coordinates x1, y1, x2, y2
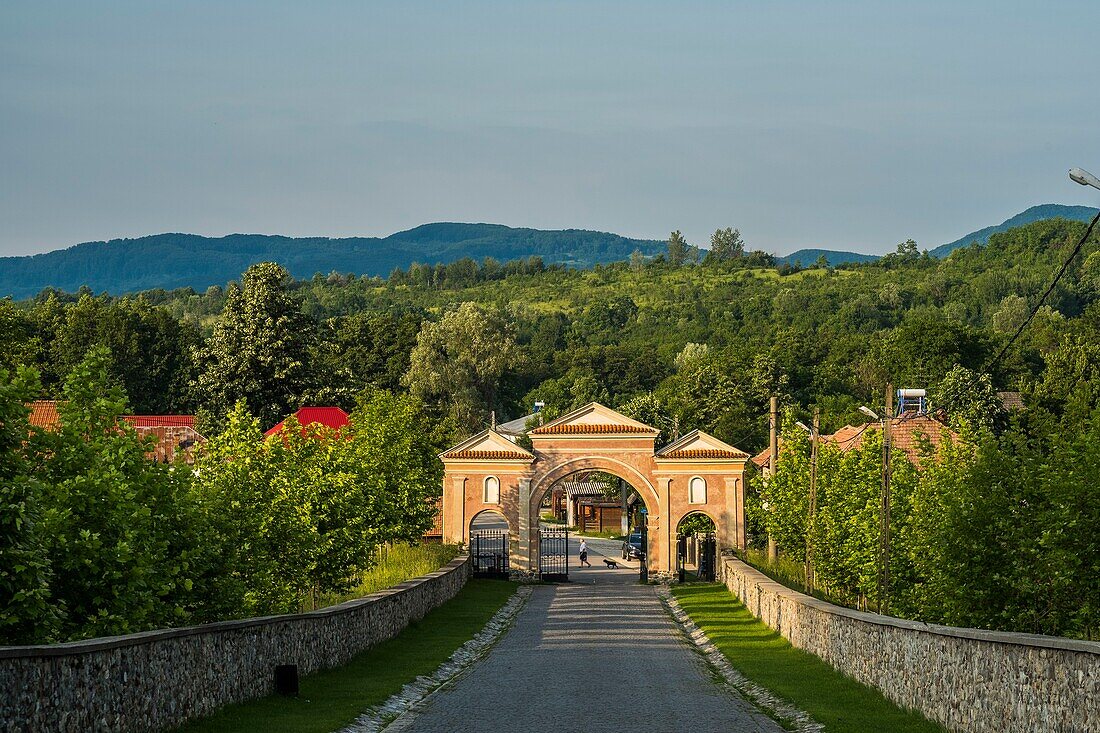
(721, 554, 1099, 733)
(0, 555, 471, 733)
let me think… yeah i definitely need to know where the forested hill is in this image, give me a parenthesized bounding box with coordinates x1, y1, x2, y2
(0, 223, 665, 298)
(776, 249, 880, 267)
(930, 204, 1098, 257)
(777, 204, 1099, 266)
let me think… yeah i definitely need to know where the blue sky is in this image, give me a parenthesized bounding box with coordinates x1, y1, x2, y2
(2, 1, 1099, 257)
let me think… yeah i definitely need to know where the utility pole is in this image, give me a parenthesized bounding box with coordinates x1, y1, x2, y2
(878, 385, 893, 614)
(805, 407, 819, 596)
(767, 395, 779, 562)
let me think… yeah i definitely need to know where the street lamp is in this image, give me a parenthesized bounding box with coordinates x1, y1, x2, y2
(795, 420, 811, 433)
(1069, 167, 1100, 191)
(858, 405, 880, 420)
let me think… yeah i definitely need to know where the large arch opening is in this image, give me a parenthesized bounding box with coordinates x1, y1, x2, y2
(529, 460, 660, 584)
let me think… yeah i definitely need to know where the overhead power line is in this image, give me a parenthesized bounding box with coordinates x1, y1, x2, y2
(984, 209, 1100, 374)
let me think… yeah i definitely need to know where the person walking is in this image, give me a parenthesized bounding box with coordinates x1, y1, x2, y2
(578, 539, 591, 567)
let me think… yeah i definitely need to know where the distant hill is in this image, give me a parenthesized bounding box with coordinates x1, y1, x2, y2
(0, 223, 666, 298)
(776, 249, 880, 267)
(930, 204, 1099, 258)
(773, 204, 1099, 267)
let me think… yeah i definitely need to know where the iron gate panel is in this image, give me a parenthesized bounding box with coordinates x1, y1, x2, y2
(538, 527, 569, 581)
(698, 532, 717, 582)
(471, 530, 509, 578)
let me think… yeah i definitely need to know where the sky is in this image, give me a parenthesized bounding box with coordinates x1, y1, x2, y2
(2, 1, 1100, 258)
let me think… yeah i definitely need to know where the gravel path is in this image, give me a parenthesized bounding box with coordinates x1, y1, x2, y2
(391, 539, 783, 732)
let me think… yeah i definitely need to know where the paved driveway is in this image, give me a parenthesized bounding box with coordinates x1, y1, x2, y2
(392, 534, 782, 732)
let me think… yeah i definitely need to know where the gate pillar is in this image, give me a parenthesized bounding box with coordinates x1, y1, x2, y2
(516, 478, 533, 571)
(658, 477, 672, 573)
(443, 475, 466, 545)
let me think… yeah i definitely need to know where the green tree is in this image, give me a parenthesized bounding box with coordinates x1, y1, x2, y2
(403, 302, 518, 439)
(46, 295, 198, 414)
(0, 300, 39, 374)
(0, 366, 55, 643)
(667, 230, 689, 267)
(32, 347, 200, 640)
(617, 391, 673, 444)
(931, 365, 1005, 432)
(704, 227, 744, 263)
(992, 294, 1029, 335)
(193, 389, 441, 614)
(194, 262, 314, 429)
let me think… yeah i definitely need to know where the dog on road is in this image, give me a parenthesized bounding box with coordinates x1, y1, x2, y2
(603, 559, 619, 569)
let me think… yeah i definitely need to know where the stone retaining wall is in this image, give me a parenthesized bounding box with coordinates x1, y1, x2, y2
(721, 554, 1099, 733)
(0, 555, 471, 733)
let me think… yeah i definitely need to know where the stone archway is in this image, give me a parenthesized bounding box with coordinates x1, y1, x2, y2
(440, 402, 749, 575)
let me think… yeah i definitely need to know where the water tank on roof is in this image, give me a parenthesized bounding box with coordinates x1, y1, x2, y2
(896, 388, 927, 415)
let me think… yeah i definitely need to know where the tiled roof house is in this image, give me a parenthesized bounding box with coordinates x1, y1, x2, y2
(751, 414, 957, 472)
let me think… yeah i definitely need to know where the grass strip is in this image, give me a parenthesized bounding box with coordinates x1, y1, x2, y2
(671, 584, 946, 733)
(319, 544, 461, 607)
(178, 579, 516, 733)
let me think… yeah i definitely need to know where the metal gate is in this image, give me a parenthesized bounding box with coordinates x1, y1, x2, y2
(538, 527, 569, 581)
(471, 531, 509, 578)
(676, 531, 717, 582)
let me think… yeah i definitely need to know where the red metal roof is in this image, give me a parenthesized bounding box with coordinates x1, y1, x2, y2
(265, 407, 351, 437)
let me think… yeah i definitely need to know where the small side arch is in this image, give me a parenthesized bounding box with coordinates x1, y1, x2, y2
(674, 508, 718, 533)
(469, 508, 509, 535)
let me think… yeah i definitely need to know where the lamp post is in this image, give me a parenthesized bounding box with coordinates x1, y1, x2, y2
(1069, 167, 1100, 191)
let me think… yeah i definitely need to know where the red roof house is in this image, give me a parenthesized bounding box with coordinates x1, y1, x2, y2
(265, 407, 351, 437)
(122, 414, 196, 429)
(27, 400, 62, 430)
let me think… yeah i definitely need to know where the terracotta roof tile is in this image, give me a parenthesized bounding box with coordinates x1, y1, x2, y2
(123, 415, 196, 428)
(442, 449, 533, 460)
(134, 425, 206, 465)
(835, 414, 956, 468)
(27, 400, 62, 430)
(530, 423, 655, 435)
(660, 448, 748, 459)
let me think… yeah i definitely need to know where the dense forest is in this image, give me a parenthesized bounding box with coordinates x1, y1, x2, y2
(0, 223, 666, 298)
(2, 215, 1099, 641)
(9, 217, 1096, 442)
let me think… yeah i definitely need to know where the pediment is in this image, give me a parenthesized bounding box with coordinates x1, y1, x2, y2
(440, 429, 535, 460)
(656, 430, 748, 459)
(528, 402, 660, 436)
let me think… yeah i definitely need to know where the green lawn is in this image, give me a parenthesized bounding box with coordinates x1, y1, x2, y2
(178, 579, 516, 733)
(671, 584, 946, 733)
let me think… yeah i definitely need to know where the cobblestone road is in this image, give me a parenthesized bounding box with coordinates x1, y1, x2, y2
(392, 536, 782, 732)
